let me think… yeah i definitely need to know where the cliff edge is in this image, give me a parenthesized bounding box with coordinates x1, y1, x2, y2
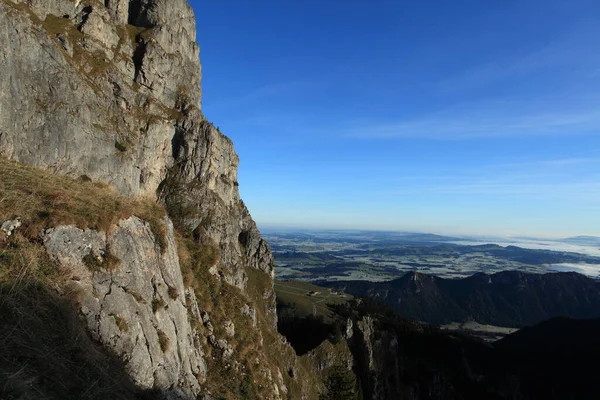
(0, 1, 323, 398)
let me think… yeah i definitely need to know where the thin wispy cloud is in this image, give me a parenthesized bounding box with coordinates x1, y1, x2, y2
(345, 104, 600, 140)
(494, 157, 600, 169)
(439, 23, 600, 92)
(347, 25, 599, 141)
(386, 178, 600, 201)
(421, 181, 600, 198)
(377, 153, 600, 200)
(439, 47, 557, 93)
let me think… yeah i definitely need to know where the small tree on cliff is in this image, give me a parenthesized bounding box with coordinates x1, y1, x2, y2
(321, 364, 358, 400)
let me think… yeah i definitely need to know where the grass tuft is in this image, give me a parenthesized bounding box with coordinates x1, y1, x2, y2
(167, 285, 179, 300)
(123, 287, 146, 304)
(0, 232, 65, 286)
(157, 329, 170, 352)
(115, 141, 127, 152)
(82, 252, 104, 271)
(152, 297, 166, 313)
(114, 315, 129, 333)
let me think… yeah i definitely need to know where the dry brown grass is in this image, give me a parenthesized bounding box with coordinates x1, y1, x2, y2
(0, 232, 66, 287)
(114, 315, 130, 333)
(178, 235, 220, 299)
(0, 283, 153, 399)
(0, 158, 167, 251)
(157, 329, 170, 352)
(167, 285, 179, 300)
(174, 231, 321, 399)
(123, 287, 146, 304)
(152, 297, 166, 313)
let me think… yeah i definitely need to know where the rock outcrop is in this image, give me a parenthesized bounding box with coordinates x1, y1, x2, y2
(0, 0, 273, 297)
(44, 217, 206, 397)
(351, 317, 402, 400)
(1, 0, 192, 197)
(0, 0, 295, 398)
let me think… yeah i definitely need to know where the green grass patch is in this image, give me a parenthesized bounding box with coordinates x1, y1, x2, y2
(114, 140, 127, 152)
(275, 280, 352, 324)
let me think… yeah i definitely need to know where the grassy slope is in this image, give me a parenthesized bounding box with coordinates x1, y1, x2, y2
(0, 157, 166, 283)
(0, 158, 169, 398)
(0, 284, 162, 400)
(274, 280, 357, 397)
(275, 280, 352, 323)
(0, 157, 165, 234)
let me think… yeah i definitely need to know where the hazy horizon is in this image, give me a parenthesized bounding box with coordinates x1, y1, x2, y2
(191, 0, 600, 237)
(256, 222, 599, 240)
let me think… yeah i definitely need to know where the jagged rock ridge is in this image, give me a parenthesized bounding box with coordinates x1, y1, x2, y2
(322, 270, 600, 327)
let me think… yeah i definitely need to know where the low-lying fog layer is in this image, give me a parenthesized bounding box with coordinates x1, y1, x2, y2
(266, 230, 600, 281)
(450, 237, 600, 278)
(451, 238, 600, 257)
(546, 263, 600, 278)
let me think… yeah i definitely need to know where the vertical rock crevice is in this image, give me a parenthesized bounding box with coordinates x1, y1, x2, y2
(128, 0, 153, 28)
(132, 37, 148, 85)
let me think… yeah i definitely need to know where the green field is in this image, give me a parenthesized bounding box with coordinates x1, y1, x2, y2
(266, 230, 600, 281)
(275, 280, 352, 323)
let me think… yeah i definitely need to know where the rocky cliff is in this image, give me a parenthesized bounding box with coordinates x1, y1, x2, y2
(9, 2, 598, 399)
(0, 1, 319, 398)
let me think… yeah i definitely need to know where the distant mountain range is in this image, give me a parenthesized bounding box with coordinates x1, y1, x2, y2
(557, 236, 600, 246)
(320, 270, 600, 327)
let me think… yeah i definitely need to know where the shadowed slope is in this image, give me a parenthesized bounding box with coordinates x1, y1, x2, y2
(0, 283, 166, 400)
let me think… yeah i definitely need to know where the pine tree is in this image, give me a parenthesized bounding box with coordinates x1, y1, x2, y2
(321, 365, 357, 400)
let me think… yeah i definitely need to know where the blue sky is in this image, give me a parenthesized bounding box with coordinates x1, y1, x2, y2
(190, 0, 600, 237)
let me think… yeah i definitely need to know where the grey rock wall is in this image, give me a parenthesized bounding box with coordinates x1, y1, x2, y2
(0, 0, 282, 396)
(0, 0, 273, 309)
(352, 317, 402, 400)
(0, 0, 199, 197)
(44, 217, 206, 398)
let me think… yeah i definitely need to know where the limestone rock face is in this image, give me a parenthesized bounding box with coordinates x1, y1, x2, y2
(105, 0, 129, 24)
(0, 0, 199, 197)
(164, 114, 275, 285)
(10, 0, 78, 20)
(0, 0, 274, 308)
(0, 0, 286, 397)
(352, 317, 402, 400)
(43, 217, 206, 398)
(129, 0, 201, 106)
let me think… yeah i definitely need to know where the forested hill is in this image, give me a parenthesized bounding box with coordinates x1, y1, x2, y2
(321, 270, 600, 327)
